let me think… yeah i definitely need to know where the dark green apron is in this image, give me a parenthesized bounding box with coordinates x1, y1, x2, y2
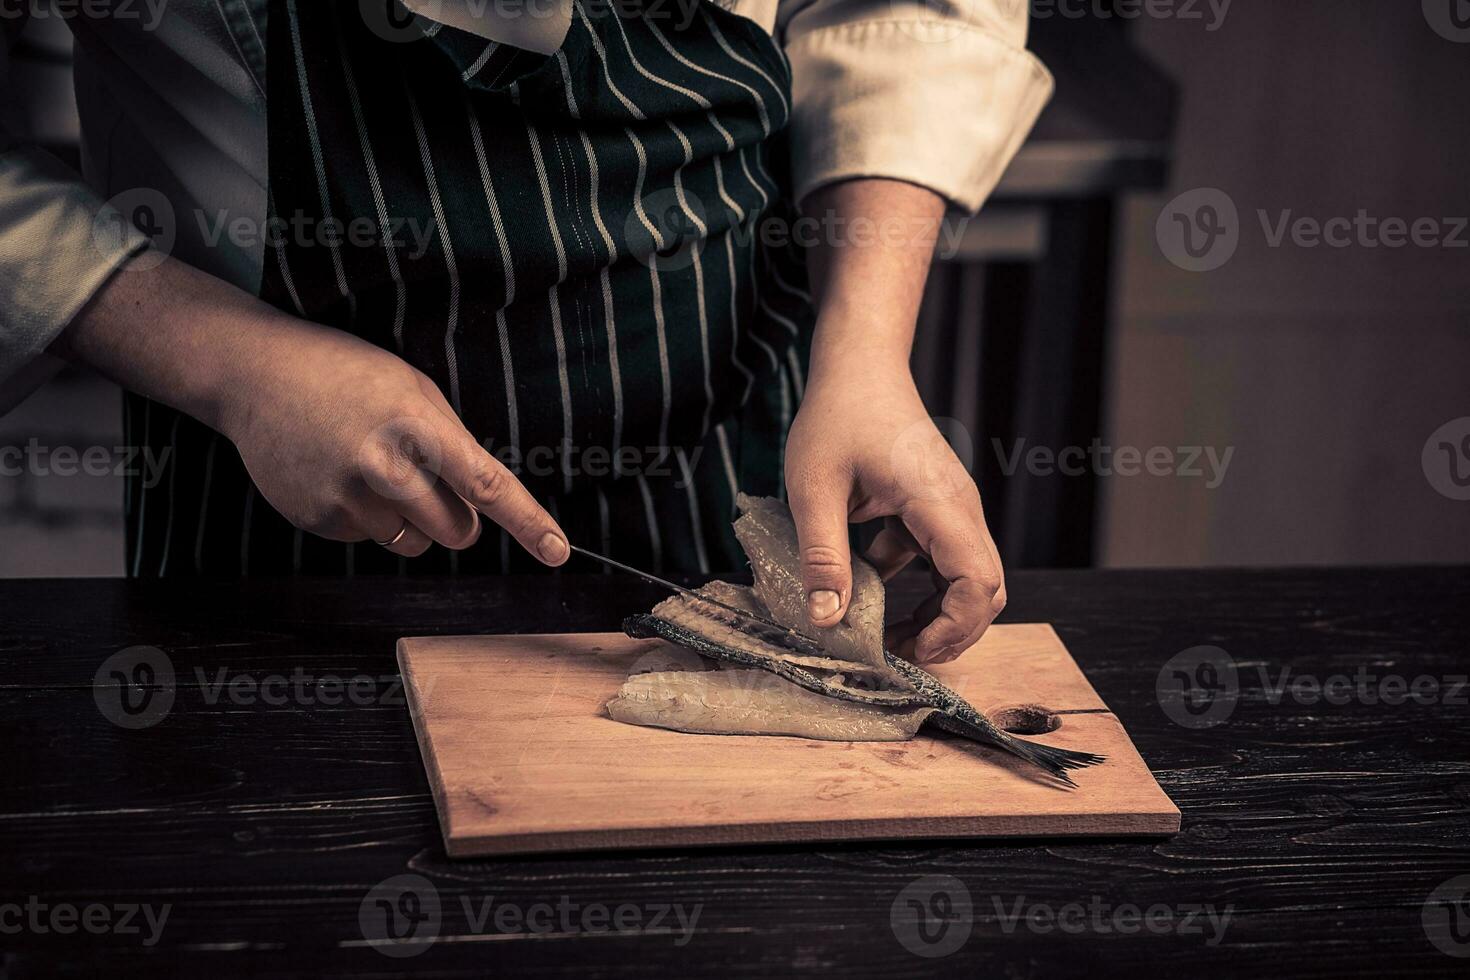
(124, 0, 813, 576)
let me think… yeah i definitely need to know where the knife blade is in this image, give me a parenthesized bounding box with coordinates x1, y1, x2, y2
(568, 544, 828, 657)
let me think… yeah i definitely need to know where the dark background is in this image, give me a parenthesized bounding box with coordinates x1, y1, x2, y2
(2, 0, 1468, 576)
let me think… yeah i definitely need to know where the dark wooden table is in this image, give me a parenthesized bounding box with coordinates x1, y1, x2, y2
(4, 567, 1468, 977)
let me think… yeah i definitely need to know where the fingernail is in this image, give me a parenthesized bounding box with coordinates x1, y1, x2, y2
(538, 532, 568, 564)
(808, 589, 840, 621)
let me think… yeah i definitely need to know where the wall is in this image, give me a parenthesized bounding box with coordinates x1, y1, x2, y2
(1101, 0, 1470, 566)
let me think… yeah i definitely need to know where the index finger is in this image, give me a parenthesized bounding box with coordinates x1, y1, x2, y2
(432, 425, 569, 566)
(901, 497, 1004, 662)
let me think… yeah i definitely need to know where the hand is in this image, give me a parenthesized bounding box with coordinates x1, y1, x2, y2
(784, 356, 1004, 665)
(220, 320, 569, 561)
(789, 177, 1002, 664)
(56, 253, 569, 563)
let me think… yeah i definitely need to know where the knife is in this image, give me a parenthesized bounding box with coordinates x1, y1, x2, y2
(568, 544, 828, 657)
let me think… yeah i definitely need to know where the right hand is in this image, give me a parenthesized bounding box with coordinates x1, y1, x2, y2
(219, 319, 569, 561)
(56, 253, 568, 563)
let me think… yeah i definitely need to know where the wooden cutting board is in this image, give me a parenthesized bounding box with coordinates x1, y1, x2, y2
(398, 625, 1179, 856)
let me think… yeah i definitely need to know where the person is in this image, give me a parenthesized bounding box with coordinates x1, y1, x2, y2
(0, 0, 1052, 663)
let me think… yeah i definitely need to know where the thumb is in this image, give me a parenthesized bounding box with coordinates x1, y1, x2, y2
(786, 474, 853, 628)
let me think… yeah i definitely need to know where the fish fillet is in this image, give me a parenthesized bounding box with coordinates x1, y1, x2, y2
(734, 493, 887, 670)
(607, 670, 936, 741)
(613, 496, 1105, 784)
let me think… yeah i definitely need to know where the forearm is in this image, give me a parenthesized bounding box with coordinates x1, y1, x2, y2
(49, 252, 295, 437)
(800, 178, 946, 379)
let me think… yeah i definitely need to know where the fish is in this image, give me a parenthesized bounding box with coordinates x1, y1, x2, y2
(616, 494, 1105, 785)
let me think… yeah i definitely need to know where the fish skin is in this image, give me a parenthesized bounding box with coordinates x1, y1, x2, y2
(666, 585, 902, 685)
(624, 611, 931, 708)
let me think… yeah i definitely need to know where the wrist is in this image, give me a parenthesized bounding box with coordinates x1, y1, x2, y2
(808, 307, 915, 385)
(806, 343, 916, 397)
(204, 312, 284, 443)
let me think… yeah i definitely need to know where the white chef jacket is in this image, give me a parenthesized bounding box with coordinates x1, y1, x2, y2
(0, 0, 1052, 403)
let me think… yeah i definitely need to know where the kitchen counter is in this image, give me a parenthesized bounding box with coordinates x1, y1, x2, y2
(3, 566, 1467, 976)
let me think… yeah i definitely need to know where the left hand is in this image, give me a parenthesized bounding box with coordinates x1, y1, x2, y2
(784, 353, 1005, 665)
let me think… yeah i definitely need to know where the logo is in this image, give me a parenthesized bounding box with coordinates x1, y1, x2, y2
(890, 875, 973, 958)
(359, 874, 442, 957)
(93, 646, 175, 730)
(1424, 0, 1470, 42)
(889, 417, 976, 503)
(1422, 417, 1470, 501)
(1156, 645, 1238, 728)
(1423, 874, 1470, 957)
(93, 188, 176, 272)
(357, 416, 446, 502)
(1156, 188, 1239, 272)
(626, 187, 708, 272)
(360, 0, 438, 42)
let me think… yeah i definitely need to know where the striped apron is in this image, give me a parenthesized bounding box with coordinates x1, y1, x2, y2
(123, 0, 814, 577)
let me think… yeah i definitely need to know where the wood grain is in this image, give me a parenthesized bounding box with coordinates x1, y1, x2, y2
(399, 625, 1177, 855)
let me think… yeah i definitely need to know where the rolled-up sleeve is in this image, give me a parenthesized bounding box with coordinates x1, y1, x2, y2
(778, 0, 1054, 213)
(0, 149, 149, 371)
(1, 13, 149, 394)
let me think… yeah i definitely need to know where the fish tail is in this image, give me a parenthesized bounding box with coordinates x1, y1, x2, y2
(930, 712, 1105, 785)
(992, 735, 1106, 786)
